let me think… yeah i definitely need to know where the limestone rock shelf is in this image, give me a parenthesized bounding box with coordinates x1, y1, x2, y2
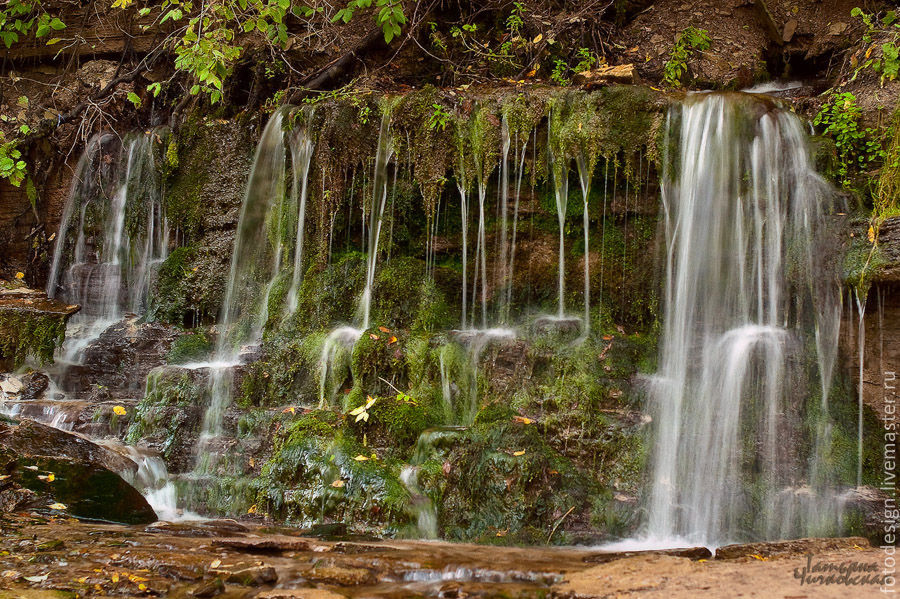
(0, 286, 79, 369)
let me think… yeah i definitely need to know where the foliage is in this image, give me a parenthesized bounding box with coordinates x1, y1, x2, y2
(662, 26, 710, 88)
(814, 91, 885, 188)
(549, 48, 596, 85)
(0, 0, 65, 49)
(850, 7, 900, 85)
(332, 0, 407, 43)
(427, 103, 451, 131)
(0, 133, 27, 187)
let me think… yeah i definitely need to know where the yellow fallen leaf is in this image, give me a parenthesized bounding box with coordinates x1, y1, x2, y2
(48, 503, 67, 510)
(513, 416, 533, 425)
(282, 406, 296, 414)
(513, 450, 526, 456)
(210, 559, 221, 568)
(331, 479, 345, 488)
(353, 454, 369, 461)
(113, 405, 127, 416)
(532, 33, 542, 44)
(112, 573, 120, 583)
(378, 326, 391, 333)
(749, 554, 768, 561)
(139, 583, 147, 591)
(388, 336, 398, 345)
(76, 576, 87, 583)
(46, 473, 54, 482)
(0, 474, 9, 480)
(247, 504, 257, 514)
(369, 334, 380, 340)
(128, 574, 148, 582)
(15, 272, 25, 280)
(868, 225, 875, 243)
(496, 529, 508, 537)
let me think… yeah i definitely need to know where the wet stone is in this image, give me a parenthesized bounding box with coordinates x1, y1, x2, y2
(302, 565, 376, 585)
(583, 546, 712, 564)
(256, 590, 349, 599)
(191, 577, 225, 597)
(213, 536, 311, 553)
(714, 537, 871, 560)
(225, 565, 278, 585)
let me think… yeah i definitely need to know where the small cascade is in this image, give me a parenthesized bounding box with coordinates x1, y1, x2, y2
(286, 111, 315, 313)
(198, 106, 291, 461)
(400, 465, 439, 538)
(457, 182, 470, 329)
(854, 288, 867, 488)
(497, 115, 511, 323)
(115, 443, 200, 521)
(318, 107, 394, 407)
(47, 133, 168, 363)
(506, 128, 529, 316)
(358, 108, 395, 331)
(575, 151, 593, 334)
(549, 120, 570, 320)
(646, 93, 843, 546)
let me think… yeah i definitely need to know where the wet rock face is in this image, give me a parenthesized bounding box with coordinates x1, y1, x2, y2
(0, 419, 157, 524)
(59, 317, 178, 395)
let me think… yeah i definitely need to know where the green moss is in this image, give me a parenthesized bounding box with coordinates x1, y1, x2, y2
(440, 420, 588, 543)
(166, 331, 213, 364)
(254, 417, 409, 530)
(347, 393, 441, 453)
(0, 309, 67, 367)
(125, 367, 207, 459)
(149, 245, 222, 325)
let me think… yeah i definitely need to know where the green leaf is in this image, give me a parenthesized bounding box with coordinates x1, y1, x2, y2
(49, 18, 66, 30)
(46, 37, 63, 45)
(126, 91, 142, 108)
(147, 82, 162, 97)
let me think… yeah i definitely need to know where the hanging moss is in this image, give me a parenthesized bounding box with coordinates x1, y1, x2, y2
(0, 309, 67, 367)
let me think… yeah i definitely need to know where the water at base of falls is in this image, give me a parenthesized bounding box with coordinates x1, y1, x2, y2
(643, 93, 844, 547)
(36, 132, 185, 520)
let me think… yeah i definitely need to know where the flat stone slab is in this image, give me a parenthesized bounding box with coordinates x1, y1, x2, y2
(714, 536, 871, 560)
(212, 535, 312, 553)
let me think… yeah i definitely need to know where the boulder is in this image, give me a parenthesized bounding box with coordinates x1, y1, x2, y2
(0, 419, 157, 524)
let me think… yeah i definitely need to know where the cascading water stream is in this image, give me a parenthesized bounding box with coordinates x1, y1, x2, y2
(576, 151, 592, 333)
(38, 132, 177, 518)
(286, 113, 315, 313)
(645, 93, 843, 547)
(549, 125, 570, 320)
(854, 288, 867, 488)
(197, 106, 291, 465)
(318, 107, 394, 407)
(48, 133, 168, 363)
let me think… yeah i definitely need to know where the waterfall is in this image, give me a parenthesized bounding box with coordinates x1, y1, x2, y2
(457, 184, 469, 328)
(576, 151, 592, 333)
(198, 106, 290, 454)
(286, 113, 315, 313)
(549, 132, 570, 319)
(358, 108, 395, 331)
(854, 288, 867, 488)
(318, 106, 394, 407)
(47, 133, 168, 362)
(645, 93, 842, 546)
